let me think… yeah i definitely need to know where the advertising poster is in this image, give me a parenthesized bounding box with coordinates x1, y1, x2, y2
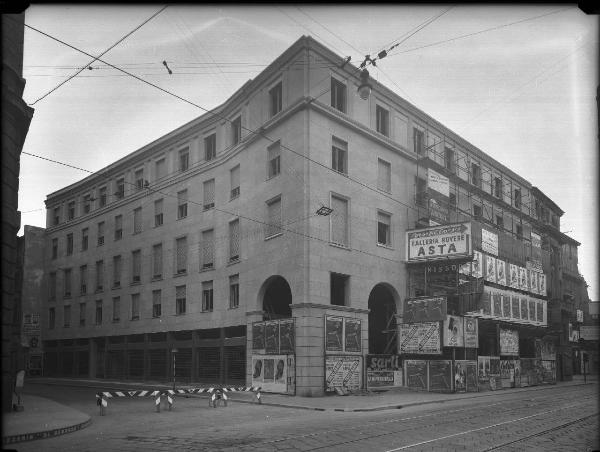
(366, 354, 402, 388)
(518, 266, 528, 291)
(502, 293, 511, 318)
(403, 297, 447, 323)
(509, 264, 519, 289)
(539, 274, 546, 296)
(492, 291, 502, 317)
(429, 360, 452, 392)
(428, 168, 450, 197)
(252, 322, 266, 351)
(485, 255, 497, 283)
(511, 294, 520, 319)
(478, 356, 491, 382)
(489, 356, 501, 389)
(529, 270, 539, 295)
(406, 223, 472, 262)
(500, 360, 516, 388)
(279, 319, 295, 354)
(520, 297, 528, 320)
(399, 322, 441, 354)
(252, 356, 264, 381)
(325, 355, 361, 391)
(472, 250, 483, 278)
(482, 290, 491, 316)
(500, 329, 519, 356)
(443, 315, 464, 347)
(528, 300, 536, 322)
(252, 354, 291, 393)
(481, 229, 499, 256)
(496, 259, 507, 286)
(465, 361, 478, 392)
(405, 360, 428, 390)
(453, 360, 467, 392)
(265, 321, 280, 354)
(541, 360, 556, 384)
(344, 318, 362, 352)
(464, 317, 478, 348)
(325, 316, 344, 352)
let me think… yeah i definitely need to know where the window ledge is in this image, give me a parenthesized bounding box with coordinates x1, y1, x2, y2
(265, 232, 283, 241)
(152, 276, 163, 281)
(266, 173, 281, 181)
(376, 243, 394, 250)
(130, 281, 141, 286)
(199, 266, 214, 273)
(329, 242, 351, 251)
(173, 271, 187, 278)
(227, 258, 240, 267)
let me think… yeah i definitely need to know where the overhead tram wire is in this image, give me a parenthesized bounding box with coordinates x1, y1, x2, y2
(28, 5, 168, 106)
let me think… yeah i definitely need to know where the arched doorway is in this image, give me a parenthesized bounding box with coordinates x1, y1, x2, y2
(260, 275, 292, 320)
(368, 284, 398, 354)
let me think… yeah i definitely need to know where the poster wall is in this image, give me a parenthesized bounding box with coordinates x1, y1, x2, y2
(325, 355, 362, 391)
(500, 329, 519, 356)
(496, 259, 507, 286)
(443, 315, 464, 347)
(399, 322, 442, 354)
(509, 264, 519, 289)
(252, 354, 294, 394)
(366, 354, 403, 388)
(485, 255, 497, 283)
(253, 319, 295, 355)
(405, 360, 428, 390)
(481, 229, 499, 256)
(325, 316, 362, 353)
(454, 360, 477, 392)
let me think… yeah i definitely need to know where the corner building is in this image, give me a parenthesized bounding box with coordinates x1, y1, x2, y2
(41, 36, 581, 396)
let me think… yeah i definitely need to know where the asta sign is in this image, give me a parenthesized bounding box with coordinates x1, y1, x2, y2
(406, 223, 472, 262)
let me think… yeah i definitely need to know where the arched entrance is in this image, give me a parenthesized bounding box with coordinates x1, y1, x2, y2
(260, 275, 292, 320)
(368, 284, 398, 354)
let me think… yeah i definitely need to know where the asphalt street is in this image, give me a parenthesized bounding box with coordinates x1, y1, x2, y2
(15, 382, 600, 452)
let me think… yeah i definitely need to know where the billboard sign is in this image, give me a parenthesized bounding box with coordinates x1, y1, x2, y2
(366, 354, 402, 388)
(252, 354, 294, 394)
(406, 223, 472, 262)
(403, 297, 447, 323)
(464, 317, 478, 348)
(580, 326, 600, 341)
(325, 355, 361, 391)
(443, 315, 464, 347)
(427, 169, 450, 197)
(481, 229, 498, 256)
(399, 322, 441, 354)
(500, 329, 519, 355)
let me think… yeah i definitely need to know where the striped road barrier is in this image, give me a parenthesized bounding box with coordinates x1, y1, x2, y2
(95, 390, 162, 416)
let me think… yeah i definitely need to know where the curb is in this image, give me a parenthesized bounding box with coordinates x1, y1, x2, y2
(2, 417, 92, 446)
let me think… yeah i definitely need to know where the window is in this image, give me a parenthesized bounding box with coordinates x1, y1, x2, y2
(53, 207, 60, 226)
(204, 133, 216, 161)
(135, 168, 144, 190)
(201, 229, 214, 270)
(330, 195, 349, 247)
(63, 268, 72, 298)
(83, 195, 91, 214)
(203, 179, 215, 210)
(112, 255, 121, 288)
(332, 137, 347, 174)
(131, 249, 141, 283)
(66, 233, 73, 255)
(449, 192, 456, 206)
(331, 77, 346, 113)
(176, 285, 186, 315)
(133, 207, 142, 234)
(99, 187, 107, 207)
(377, 211, 391, 246)
(331, 272, 349, 306)
(516, 224, 523, 240)
(514, 188, 522, 209)
(95, 300, 102, 325)
(229, 274, 239, 309)
(154, 199, 163, 227)
(79, 303, 86, 327)
(112, 297, 120, 322)
(377, 159, 391, 193)
(376, 105, 389, 136)
(81, 228, 88, 251)
(63, 305, 71, 327)
(97, 222, 105, 246)
(155, 158, 166, 180)
(494, 177, 502, 198)
(179, 148, 189, 172)
(67, 201, 75, 220)
(473, 204, 482, 219)
(229, 219, 240, 262)
(49, 272, 57, 301)
(496, 215, 504, 229)
(269, 81, 282, 117)
(114, 215, 123, 240)
(152, 290, 162, 318)
(175, 190, 188, 219)
(471, 163, 481, 188)
(131, 293, 140, 321)
(52, 238, 58, 259)
(49, 307, 56, 329)
(152, 243, 163, 279)
(231, 115, 242, 145)
(230, 165, 240, 200)
(415, 177, 427, 207)
(414, 128, 425, 155)
(80, 265, 87, 295)
(115, 178, 125, 199)
(95, 260, 104, 292)
(267, 141, 281, 179)
(445, 147, 455, 173)
(265, 196, 282, 238)
(175, 237, 187, 274)
(202, 281, 213, 312)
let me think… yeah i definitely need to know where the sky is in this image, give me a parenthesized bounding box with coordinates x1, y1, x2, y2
(18, 5, 598, 299)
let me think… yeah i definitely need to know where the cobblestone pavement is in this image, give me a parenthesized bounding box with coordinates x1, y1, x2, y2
(15, 382, 599, 452)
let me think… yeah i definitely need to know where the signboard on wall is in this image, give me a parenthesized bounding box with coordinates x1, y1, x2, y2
(405, 360, 428, 390)
(481, 229, 498, 256)
(406, 223, 472, 262)
(366, 354, 402, 388)
(344, 319, 362, 352)
(443, 315, 464, 347)
(399, 322, 441, 354)
(580, 326, 600, 341)
(325, 355, 361, 391)
(464, 317, 478, 348)
(427, 169, 450, 197)
(252, 354, 294, 394)
(403, 297, 447, 323)
(500, 329, 519, 355)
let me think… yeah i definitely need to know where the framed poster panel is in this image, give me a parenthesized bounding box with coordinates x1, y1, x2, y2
(399, 322, 441, 354)
(405, 360, 428, 390)
(496, 259, 507, 286)
(325, 355, 362, 391)
(344, 318, 362, 353)
(500, 329, 519, 356)
(252, 322, 266, 351)
(429, 360, 452, 392)
(279, 319, 295, 354)
(325, 316, 344, 352)
(443, 315, 464, 347)
(265, 321, 280, 354)
(366, 354, 402, 388)
(464, 317, 478, 348)
(485, 255, 497, 283)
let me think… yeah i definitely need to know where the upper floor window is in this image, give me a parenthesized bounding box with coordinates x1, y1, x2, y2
(415, 177, 427, 207)
(63, 305, 71, 328)
(269, 81, 282, 117)
(494, 177, 502, 198)
(414, 128, 425, 155)
(332, 137, 347, 175)
(131, 293, 140, 321)
(115, 178, 125, 199)
(201, 229, 214, 270)
(49, 272, 57, 301)
(176, 285, 186, 315)
(231, 116, 242, 145)
(155, 158, 166, 180)
(114, 214, 123, 241)
(95, 260, 104, 292)
(331, 77, 346, 113)
(152, 243, 163, 279)
(67, 201, 75, 220)
(229, 219, 240, 262)
(63, 268, 72, 298)
(204, 133, 216, 161)
(52, 238, 58, 259)
(83, 195, 91, 214)
(81, 228, 88, 251)
(179, 148, 189, 172)
(135, 168, 145, 190)
(154, 199, 163, 227)
(133, 207, 142, 234)
(377, 159, 391, 193)
(330, 195, 349, 247)
(152, 290, 162, 318)
(80, 265, 87, 294)
(66, 233, 73, 256)
(97, 222, 105, 246)
(53, 207, 61, 226)
(95, 300, 103, 325)
(203, 179, 215, 210)
(377, 211, 391, 246)
(131, 249, 141, 283)
(473, 204, 482, 219)
(177, 190, 188, 219)
(471, 163, 481, 188)
(516, 224, 523, 240)
(514, 188, 522, 209)
(265, 196, 282, 238)
(175, 237, 187, 275)
(79, 303, 86, 326)
(112, 297, 120, 322)
(444, 147, 455, 173)
(113, 255, 122, 288)
(229, 275, 239, 309)
(202, 281, 213, 312)
(48, 307, 56, 329)
(376, 105, 389, 137)
(230, 165, 240, 200)
(99, 187, 107, 207)
(267, 141, 281, 179)
(496, 215, 504, 230)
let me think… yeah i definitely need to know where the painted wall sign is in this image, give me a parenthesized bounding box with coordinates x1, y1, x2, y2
(481, 229, 499, 256)
(406, 223, 472, 262)
(427, 168, 450, 197)
(399, 322, 441, 354)
(403, 297, 447, 323)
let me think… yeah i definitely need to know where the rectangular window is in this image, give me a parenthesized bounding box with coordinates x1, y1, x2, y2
(135, 168, 144, 190)
(201, 229, 214, 269)
(332, 137, 347, 174)
(63, 305, 71, 327)
(269, 81, 282, 117)
(229, 274, 239, 309)
(49, 307, 55, 329)
(115, 178, 125, 199)
(449, 192, 457, 207)
(64, 268, 72, 298)
(49, 272, 57, 301)
(376, 105, 389, 136)
(133, 207, 142, 234)
(177, 190, 188, 219)
(229, 219, 240, 262)
(80, 265, 87, 295)
(176, 285, 186, 315)
(131, 293, 140, 321)
(95, 260, 104, 292)
(445, 147, 455, 173)
(231, 115, 242, 145)
(179, 148, 189, 172)
(53, 207, 61, 225)
(83, 195, 91, 214)
(99, 187, 107, 207)
(114, 215, 123, 240)
(516, 224, 523, 240)
(66, 233, 73, 255)
(514, 188, 522, 209)
(155, 158, 166, 180)
(97, 222, 105, 246)
(267, 141, 281, 179)
(414, 128, 425, 155)
(152, 290, 162, 318)
(52, 238, 58, 259)
(204, 133, 216, 161)
(496, 215, 504, 229)
(494, 177, 502, 198)
(152, 243, 163, 279)
(67, 201, 75, 220)
(79, 303, 86, 327)
(330, 195, 349, 247)
(203, 179, 215, 210)
(112, 255, 121, 288)
(95, 300, 102, 325)
(377, 211, 391, 246)
(331, 272, 349, 306)
(131, 249, 141, 283)
(202, 281, 213, 312)
(265, 196, 282, 238)
(81, 228, 88, 251)
(473, 204, 482, 219)
(175, 237, 187, 274)
(416, 177, 427, 207)
(112, 297, 120, 322)
(154, 199, 163, 227)
(331, 77, 346, 113)
(230, 165, 240, 200)
(377, 159, 391, 193)
(471, 163, 481, 188)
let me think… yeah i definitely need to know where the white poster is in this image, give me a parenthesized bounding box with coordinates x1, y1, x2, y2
(481, 229, 499, 256)
(538, 273, 546, 296)
(472, 250, 483, 278)
(518, 267, 528, 291)
(529, 270, 539, 295)
(509, 264, 519, 289)
(485, 255, 497, 283)
(252, 354, 292, 393)
(444, 315, 464, 347)
(427, 169, 450, 197)
(325, 355, 362, 391)
(531, 232, 542, 249)
(496, 259, 506, 286)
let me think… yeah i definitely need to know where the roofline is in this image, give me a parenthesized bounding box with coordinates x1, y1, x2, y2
(530, 186, 564, 215)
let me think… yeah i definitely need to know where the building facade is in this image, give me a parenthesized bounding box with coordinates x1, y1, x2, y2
(38, 36, 586, 396)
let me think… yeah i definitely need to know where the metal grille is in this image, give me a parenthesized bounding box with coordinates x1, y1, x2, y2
(148, 349, 167, 379)
(229, 219, 240, 260)
(128, 350, 144, 378)
(153, 244, 162, 277)
(201, 229, 214, 269)
(266, 197, 282, 238)
(106, 350, 126, 379)
(225, 346, 245, 383)
(331, 196, 348, 246)
(61, 351, 74, 376)
(196, 347, 220, 381)
(77, 351, 89, 376)
(175, 348, 192, 381)
(45, 352, 58, 376)
(176, 237, 187, 273)
(203, 179, 215, 209)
